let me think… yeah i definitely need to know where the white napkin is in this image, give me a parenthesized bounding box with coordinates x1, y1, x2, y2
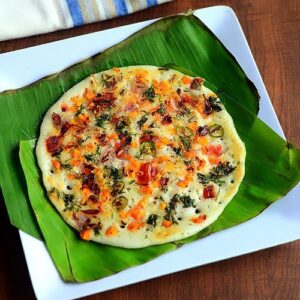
(0, 0, 172, 41)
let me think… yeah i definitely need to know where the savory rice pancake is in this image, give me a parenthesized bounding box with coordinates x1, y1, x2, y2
(36, 66, 245, 248)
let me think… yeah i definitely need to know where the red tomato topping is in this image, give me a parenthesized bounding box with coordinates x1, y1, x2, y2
(161, 115, 172, 125)
(115, 136, 131, 158)
(96, 134, 107, 146)
(196, 157, 205, 169)
(136, 163, 157, 185)
(206, 144, 223, 157)
(101, 152, 110, 163)
(94, 93, 115, 103)
(81, 209, 100, 215)
(51, 112, 61, 126)
(160, 177, 169, 187)
(88, 195, 98, 203)
(180, 94, 198, 107)
(61, 121, 71, 135)
(203, 185, 215, 199)
(139, 135, 158, 143)
(116, 148, 125, 158)
(124, 103, 137, 112)
(151, 165, 158, 178)
(190, 78, 204, 90)
(92, 93, 116, 113)
(111, 115, 119, 124)
(45, 136, 61, 154)
(82, 165, 93, 176)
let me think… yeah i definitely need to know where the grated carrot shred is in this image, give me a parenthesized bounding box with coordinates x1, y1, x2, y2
(162, 220, 172, 228)
(80, 229, 92, 240)
(191, 215, 207, 224)
(51, 160, 61, 170)
(181, 76, 192, 85)
(105, 225, 118, 237)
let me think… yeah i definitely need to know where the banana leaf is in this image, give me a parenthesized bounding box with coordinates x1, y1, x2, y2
(0, 13, 299, 282)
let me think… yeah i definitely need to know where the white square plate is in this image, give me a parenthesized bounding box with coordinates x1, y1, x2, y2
(0, 6, 299, 300)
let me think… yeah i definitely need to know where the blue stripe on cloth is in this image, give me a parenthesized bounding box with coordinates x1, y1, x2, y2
(65, 0, 84, 26)
(146, 0, 158, 7)
(113, 0, 128, 16)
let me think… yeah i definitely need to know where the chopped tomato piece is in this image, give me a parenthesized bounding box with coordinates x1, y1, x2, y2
(45, 136, 61, 154)
(88, 195, 98, 203)
(196, 157, 205, 169)
(206, 144, 223, 157)
(61, 121, 71, 135)
(203, 185, 215, 199)
(139, 135, 158, 143)
(161, 115, 172, 125)
(115, 136, 132, 158)
(136, 163, 157, 185)
(160, 177, 169, 187)
(96, 134, 106, 145)
(190, 78, 204, 90)
(51, 112, 61, 126)
(81, 209, 100, 215)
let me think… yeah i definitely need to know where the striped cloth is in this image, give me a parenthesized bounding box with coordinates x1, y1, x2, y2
(0, 0, 172, 42)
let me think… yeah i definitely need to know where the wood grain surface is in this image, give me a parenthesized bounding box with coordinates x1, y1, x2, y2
(0, 1, 299, 299)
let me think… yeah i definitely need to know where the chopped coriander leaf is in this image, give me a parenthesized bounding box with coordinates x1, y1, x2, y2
(147, 214, 158, 227)
(61, 192, 76, 211)
(96, 113, 110, 128)
(75, 105, 84, 116)
(180, 195, 195, 208)
(84, 154, 94, 162)
(157, 103, 165, 115)
(115, 117, 130, 133)
(197, 162, 235, 185)
(164, 194, 180, 224)
(137, 115, 148, 129)
(61, 163, 72, 170)
(180, 136, 192, 150)
(144, 87, 155, 101)
(105, 166, 123, 181)
(84, 145, 101, 163)
(184, 160, 192, 166)
(143, 130, 154, 135)
(173, 147, 183, 157)
(101, 73, 115, 88)
(197, 173, 210, 184)
(213, 162, 236, 176)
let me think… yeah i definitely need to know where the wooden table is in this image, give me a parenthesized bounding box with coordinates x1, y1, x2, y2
(0, 1, 299, 299)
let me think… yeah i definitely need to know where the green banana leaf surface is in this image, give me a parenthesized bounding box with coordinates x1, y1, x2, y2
(0, 13, 299, 282)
